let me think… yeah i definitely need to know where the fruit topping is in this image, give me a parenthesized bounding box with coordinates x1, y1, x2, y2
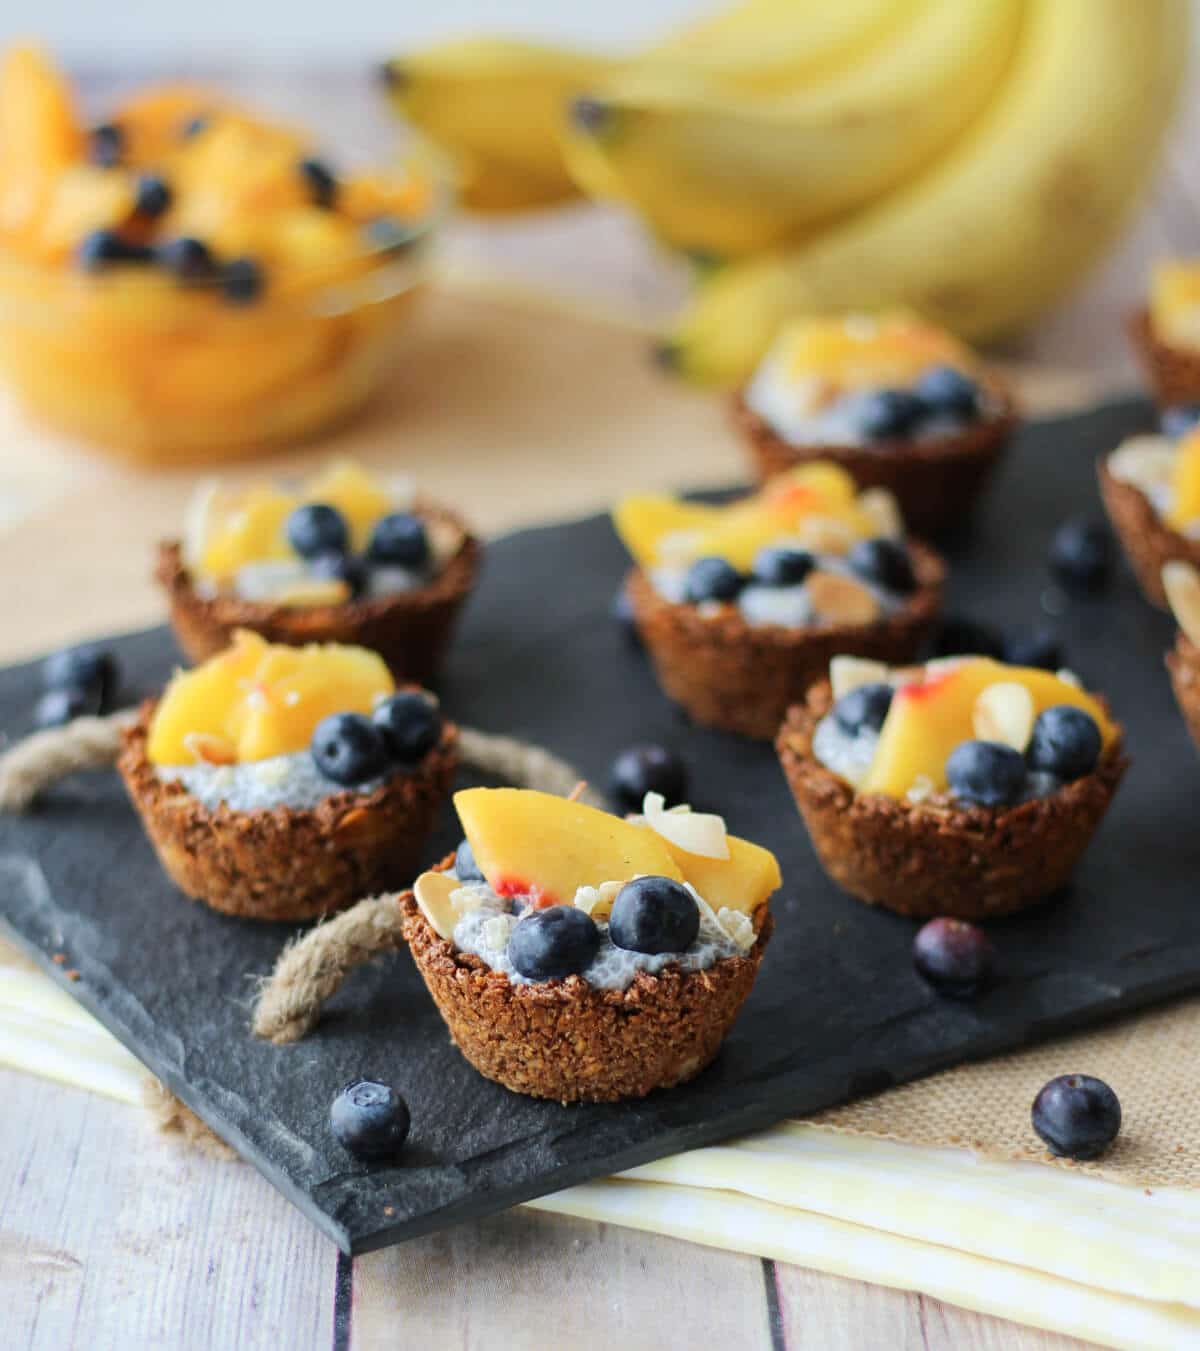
(34, 684, 102, 728)
(367, 512, 429, 568)
(858, 488, 904, 540)
(752, 546, 814, 587)
(912, 917, 995, 999)
(1163, 560, 1200, 644)
(833, 682, 893, 737)
(373, 691, 442, 762)
(508, 905, 600, 980)
(854, 388, 925, 440)
(76, 227, 150, 270)
(640, 792, 729, 860)
(220, 255, 264, 305)
(330, 1079, 410, 1160)
(930, 614, 1005, 660)
(1031, 1074, 1121, 1161)
(972, 681, 1035, 752)
(88, 122, 124, 168)
(454, 838, 485, 883)
(1002, 627, 1063, 671)
(847, 537, 916, 594)
(652, 831, 780, 916)
(830, 655, 890, 700)
(298, 156, 337, 208)
(610, 744, 687, 812)
(684, 556, 743, 603)
(1161, 403, 1200, 439)
(287, 502, 349, 559)
(1048, 519, 1113, 591)
(43, 641, 118, 706)
(775, 314, 973, 394)
(915, 365, 980, 418)
(945, 740, 1026, 807)
(310, 712, 391, 786)
(156, 234, 217, 282)
(132, 172, 171, 218)
(806, 571, 880, 624)
(609, 876, 700, 955)
(1026, 706, 1101, 781)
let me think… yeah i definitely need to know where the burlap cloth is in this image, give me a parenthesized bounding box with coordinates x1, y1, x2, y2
(1, 286, 1191, 1190)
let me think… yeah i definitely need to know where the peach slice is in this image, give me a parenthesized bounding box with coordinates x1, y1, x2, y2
(147, 630, 268, 764)
(305, 459, 395, 552)
(654, 833, 782, 917)
(612, 495, 720, 569)
(1167, 429, 1200, 529)
(454, 787, 683, 908)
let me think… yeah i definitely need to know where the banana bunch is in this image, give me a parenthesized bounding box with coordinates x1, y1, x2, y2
(384, 0, 1188, 384)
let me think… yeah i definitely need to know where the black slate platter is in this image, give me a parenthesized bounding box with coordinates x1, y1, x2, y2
(4, 398, 1199, 1256)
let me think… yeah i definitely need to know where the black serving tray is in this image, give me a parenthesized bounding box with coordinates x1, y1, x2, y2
(4, 398, 1198, 1255)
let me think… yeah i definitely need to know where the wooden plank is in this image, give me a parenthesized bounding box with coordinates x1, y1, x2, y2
(0, 1068, 336, 1350)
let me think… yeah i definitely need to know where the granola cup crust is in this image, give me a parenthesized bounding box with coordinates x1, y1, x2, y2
(1097, 457, 1200, 609)
(399, 874, 773, 1103)
(1127, 308, 1200, 408)
(117, 701, 459, 921)
(732, 387, 1017, 539)
(156, 501, 482, 684)
(776, 683, 1128, 921)
(1167, 635, 1200, 749)
(627, 540, 944, 741)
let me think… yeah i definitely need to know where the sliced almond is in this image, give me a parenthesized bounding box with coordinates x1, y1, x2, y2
(274, 578, 351, 608)
(973, 681, 1035, 752)
(414, 871, 459, 940)
(427, 516, 465, 566)
(1163, 560, 1200, 645)
(859, 488, 905, 539)
(642, 791, 729, 860)
(806, 571, 881, 625)
(830, 655, 890, 700)
(794, 515, 857, 555)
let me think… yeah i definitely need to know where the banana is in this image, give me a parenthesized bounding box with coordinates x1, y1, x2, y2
(562, 0, 1024, 257)
(663, 0, 1189, 385)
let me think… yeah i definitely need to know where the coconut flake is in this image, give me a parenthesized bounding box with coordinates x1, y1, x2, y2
(482, 913, 515, 950)
(830, 655, 890, 700)
(574, 879, 624, 921)
(716, 907, 755, 953)
(641, 792, 729, 860)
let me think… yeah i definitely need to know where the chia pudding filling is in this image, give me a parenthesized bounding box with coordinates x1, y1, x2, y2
(156, 749, 391, 812)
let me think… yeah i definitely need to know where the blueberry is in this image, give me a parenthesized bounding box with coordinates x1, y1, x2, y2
(611, 587, 641, 648)
(915, 365, 980, 418)
(311, 551, 368, 599)
(945, 740, 1026, 807)
(1031, 1074, 1121, 1160)
(454, 838, 484, 883)
(311, 712, 391, 785)
(373, 691, 442, 762)
(610, 744, 688, 812)
(221, 256, 264, 305)
(1002, 626, 1064, 671)
(609, 875, 700, 955)
(157, 236, 217, 283)
(684, 556, 744, 604)
(367, 513, 429, 568)
(854, 388, 927, 440)
(1161, 403, 1200, 438)
(43, 643, 118, 705)
(33, 685, 102, 729)
(77, 229, 151, 271)
(930, 614, 1005, 660)
(298, 157, 338, 208)
(753, 546, 814, 587)
(832, 682, 893, 737)
(1049, 519, 1112, 591)
(847, 537, 917, 595)
(364, 217, 419, 253)
(330, 1079, 410, 1160)
(133, 174, 172, 219)
(287, 502, 349, 559)
(508, 905, 600, 980)
(1026, 705, 1101, 781)
(88, 122, 124, 168)
(913, 917, 995, 998)
(1019, 769, 1063, 801)
(180, 113, 210, 139)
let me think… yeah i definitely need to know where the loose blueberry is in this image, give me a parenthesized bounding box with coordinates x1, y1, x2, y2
(930, 614, 1005, 660)
(832, 682, 893, 737)
(157, 236, 217, 283)
(508, 905, 600, 980)
(854, 388, 927, 440)
(915, 365, 980, 418)
(1031, 1074, 1121, 1160)
(287, 502, 349, 559)
(684, 556, 744, 604)
(913, 917, 995, 998)
(310, 712, 391, 785)
(298, 157, 338, 208)
(847, 537, 917, 594)
(1002, 626, 1064, 671)
(77, 229, 151, 271)
(1026, 705, 1101, 781)
(311, 550, 368, 599)
(133, 174, 172, 219)
(330, 1079, 410, 1160)
(753, 546, 815, 587)
(43, 643, 118, 705)
(1049, 519, 1112, 591)
(945, 740, 1026, 807)
(1160, 403, 1200, 439)
(33, 685, 102, 729)
(609, 875, 700, 955)
(367, 513, 429, 568)
(612, 587, 641, 648)
(454, 838, 485, 883)
(610, 744, 688, 812)
(373, 691, 442, 762)
(221, 256, 264, 305)
(88, 122, 124, 168)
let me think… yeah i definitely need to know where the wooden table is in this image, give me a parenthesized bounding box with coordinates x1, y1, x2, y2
(5, 61, 1200, 1351)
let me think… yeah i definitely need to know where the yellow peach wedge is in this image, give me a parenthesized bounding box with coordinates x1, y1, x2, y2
(1167, 428, 1200, 530)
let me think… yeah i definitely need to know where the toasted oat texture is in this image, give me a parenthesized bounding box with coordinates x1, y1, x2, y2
(400, 879, 773, 1103)
(118, 701, 458, 921)
(1128, 308, 1200, 408)
(1097, 456, 1200, 608)
(776, 682, 1128, 921)
(626, 541, 944, 741)
(1167, 635, 1200, 749)
(156, 501, 481, 683)
(732, 387, 1017, 539)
